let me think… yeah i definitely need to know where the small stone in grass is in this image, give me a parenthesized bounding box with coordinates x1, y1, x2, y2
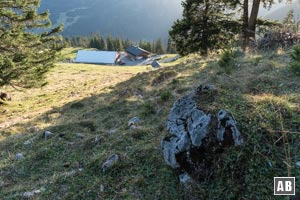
(43, 131, 54, 140)
(22, 191, 34, 199)
(15, 153, 24, 161)
(102, 154, 120, 172)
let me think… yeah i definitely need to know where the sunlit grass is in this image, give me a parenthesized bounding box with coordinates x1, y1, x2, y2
(0, 63, 149, 136)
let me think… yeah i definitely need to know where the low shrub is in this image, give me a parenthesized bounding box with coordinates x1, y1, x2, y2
(289, 45, 300, 75)
(218, 50, 238, 74)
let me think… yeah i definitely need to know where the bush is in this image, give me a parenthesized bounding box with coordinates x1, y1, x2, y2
(218, 50, 238, 74)
(289, 45, 300, 75)
(160, 91, 172, 102)
(289, 45, 300, 62)
(141, 101, 156, 117)
(289, 62, 300, 75)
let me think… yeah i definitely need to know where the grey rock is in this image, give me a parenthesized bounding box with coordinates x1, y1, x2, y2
(268, 161, 273, 168)
(22, 188, 43, 199)
(102, 154, 120, 172)
(163, 93, 204, 168)
(128, 117, 141, 128)
(162, 84, 243, 172)
(94, 136, 101, 144)
(43, 131, 54, 140)
(179, 172, 193, 185)
(75, 133, 85, 139)
(217, 110, 243, 146)
(108, 129, 116, 136)
(187, 108, 211, 147)
(22, 191, 34, 199)
(63, 170, 76, 177)
(15, 153, 23, 161)
(33, 189, 41, 194)
(129, 125, 137, 130)
(156, 108, 163, 115)
(0, 181, 5, 187)
(162, 137, 180, 168)
(100, 184, 104, 192)
(23, 139, 33, 147)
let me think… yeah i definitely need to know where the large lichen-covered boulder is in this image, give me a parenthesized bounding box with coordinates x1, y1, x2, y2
(162, 85, 243, 179)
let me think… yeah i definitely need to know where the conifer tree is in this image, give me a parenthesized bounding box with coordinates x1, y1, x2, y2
(154, 38, 165, 54)
(123, 38, 132, 49)
(115, 37, 124, 51)
(0, 0, 63, 87)
(106, 35, 115, 51)
(169, 0, 239, 55)
(166, 37, 176, 54)
(151, 40, 156, 53)
(99, 36, 107, 50)
(283, 9, 296, 32)
(138, 40, 152, 52)
(144, 41, 152, 52)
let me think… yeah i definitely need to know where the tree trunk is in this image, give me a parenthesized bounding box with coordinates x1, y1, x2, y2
(248, 0, 261, 39)
(242, 0, 249, 51)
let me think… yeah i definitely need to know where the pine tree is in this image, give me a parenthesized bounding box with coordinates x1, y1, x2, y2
(115, 37, 124, 51)
(89, 37, 97, 48)
(123, 38, 132, 49)
(139, 40, 143, 48)
(169, 0, 239, 55)
(283, 9, 296, 32)
(106, 35, 115, 51)
(99, 37, 107, 50)
(166, 37, 176, 54)
(151, 40, 156, 53)
(144, 41, 152, 52)
(0, 0, 63, 87)
(89, 33, 106, 50)
(155, 39, 165, 54)
(138, 40, 152, 52)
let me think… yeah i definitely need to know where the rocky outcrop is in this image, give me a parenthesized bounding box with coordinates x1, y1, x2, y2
(162, 85, 243, 179)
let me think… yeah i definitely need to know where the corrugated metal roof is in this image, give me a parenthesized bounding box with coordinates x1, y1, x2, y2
(125, 46, 151, 57)
(75, 50, 117, 64)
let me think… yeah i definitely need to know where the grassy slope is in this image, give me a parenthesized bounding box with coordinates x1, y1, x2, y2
(0, 51, 300, 199)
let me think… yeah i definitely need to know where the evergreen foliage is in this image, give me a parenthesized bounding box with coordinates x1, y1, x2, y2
(283, 9, 296, 32)
(65, 35, 174, 54)
(154, 39, 165, 54)
(166, 37, 177, 54)
(139, 40, 152, 52)
(169, 0, 240, 55)
(218, 49, 239, 74)
(0, 0, 63, 87)
(289, 44, 300, 75)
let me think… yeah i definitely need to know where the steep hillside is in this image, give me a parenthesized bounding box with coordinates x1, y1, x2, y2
(0, 50, 300, 199)
(40, 0, 182, 41)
